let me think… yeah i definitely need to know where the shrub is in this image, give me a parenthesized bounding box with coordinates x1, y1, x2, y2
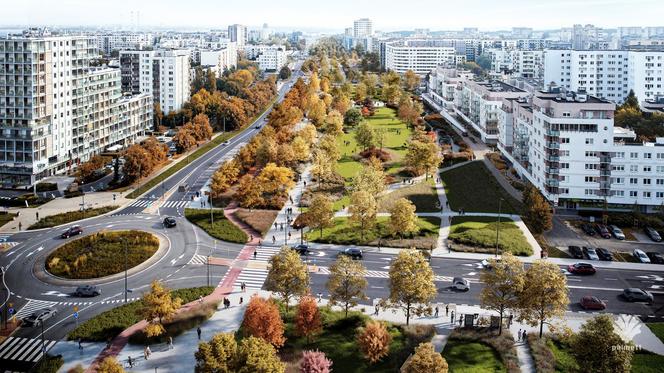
(64, 190, 85, 199)
(526, 333, 556, 373)
(299, 350, 333, 373)
(357, 320, 392, 364)
(33, 354, 64, 373)
(36, 182, 58, 192)
(402, 324, 436, 346)
(29, 206, 118, 229)
(359, 148, 392, 162)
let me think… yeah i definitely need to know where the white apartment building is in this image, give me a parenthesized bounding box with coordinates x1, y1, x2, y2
(119, 49, 191, 113)
(96, 33, 154, 55)
(487, 49, 543, 79)
(244, 45, 287, 71)
(423, 66, 474, 110)
(353, 18, 373, 38)
(0, 32, 152, 186)
(200, 42, 238, 77)
(228, 24, 247, 47)
(385, 40, 466, 75)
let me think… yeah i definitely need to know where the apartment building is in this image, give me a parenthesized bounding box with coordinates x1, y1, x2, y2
(96, 33, 154, 55)
(486, 49, 543, 79)
(200, 42, 238, 77)
(244, 45, 287, 71)
(0, 32, 152, 186)
(424, 66, 474, 110)
(385, 40, 465, 75)
(228, 24, 247, 47)
(119, 49, 191, 113)
(353, 18, 373, 38)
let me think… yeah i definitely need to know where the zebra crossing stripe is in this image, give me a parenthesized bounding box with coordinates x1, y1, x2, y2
(162, 200, 188, 208)
(0, 337, 56, 362)
(14, 300, 57, 319)
(188, 254, 208, 265)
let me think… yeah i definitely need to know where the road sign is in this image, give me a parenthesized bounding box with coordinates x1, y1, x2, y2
(73, 306, 78, 312)
(74, 312, 79, 319)
(8, 308, 14, 315)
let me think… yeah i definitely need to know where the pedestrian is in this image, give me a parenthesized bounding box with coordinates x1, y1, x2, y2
(128, 356, 133, 368)
(374, 305, 379, 316)
(78, 338, 83, 350)
(303, 181, 307, 187)
(445, 305, 449, 316)
(272, 235, 276, 244)
(274, 222, 278, 229)
(289, 196, 293, 204)
(239, 296, 243, 305)
(250, 234, 253, 241)
(459, 316, 463, 326)
(288, 232, 291, 239)
(253, 250, 257, 259)
(241, 282, 246, 292)
(509, 314, 513, 327)
(199, 295, 204, 304)
(36, 211, 39, 220)
(143, 346, 149, 360)
(522, 330, 527, 341)
(280, 223, 283, 231)
(197, 327, 202, 340)
(18, 222, 22, 231)
(517, 329, 522, 341)
(435, 306, 439, 317)
(168, 336, 173, 349)
(450, 311, 455, 323)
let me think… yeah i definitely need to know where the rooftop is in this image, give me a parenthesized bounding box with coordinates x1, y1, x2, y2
(477, 80, 525, 93)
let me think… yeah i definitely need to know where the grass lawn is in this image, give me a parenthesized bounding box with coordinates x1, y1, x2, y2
(233, 208, 279, 237)
(378, 179, 441, 213)
(440, 161, 523, 215)
(546, 338, 579, 373)
(442, 340, 506, 373)
(185, 208, 248, 244)
(28, 206, 118, 229)
(0, 212, 16, 228)
(646, 323, 664, 343)
(311, 216, 440, 249)
(448, 216, 533, 256)
(632, 351, 664, 373)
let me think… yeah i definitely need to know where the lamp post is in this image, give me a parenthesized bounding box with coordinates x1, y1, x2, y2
(123, 238, 128, 303)
(40, 318, 45, 361)
(495, 198, 503, 258)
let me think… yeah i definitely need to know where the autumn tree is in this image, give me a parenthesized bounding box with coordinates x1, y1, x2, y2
(141, 137, 168, 164)
(242, 296, 286, 348)
(173, 126, 197, 153)
(234, 174, 264, 208)
(404, 139, 441, 176)
(195, 332, 237, 373)
(571, 315, 634, 373)
(522, 185, 553, 234)
(309, 72, 321, 92)
(403, 70, 421, 92)
(324, 110, 344, 136)
(255, 135, 279, 166)
(318, 134, 341, 163)
(352, 161, 385, 197)
(355, 122, 376, 150)
(77, 155, 109, 184)
(517, 260, 569, 338)
(389, 198, 419, 238)
(355, 82, 368, 102)
(381, 84, 402, 106)
(210, 159, 240, 197)
(257, 163, 295, 202)
(299, 350, 333, 373)
(308, 194, 334, 238)
(298, 123, 318, 145)
(386, 250, 437, 325)
(344, 108, 363, 128)
(398, 96, 423, 126)
(122, 144, 154, 182)
(236, 336, 285, 373)
(357, 321, 392, 364)
(349, 190, 377, 240)
(295, 295, 322, 343)
(480, 253, 525, 335)
(402, 342, 448, 373)
(311, 149, 334, 185)
(332, 94, 351, 116)
(97, 357, 125, 373)
(191, 113, 214, 141)
(139, 280, 182, 337)
(292, 136, 311, 162)
(265, 247, 310, 312)
(326, 255, 368, 317)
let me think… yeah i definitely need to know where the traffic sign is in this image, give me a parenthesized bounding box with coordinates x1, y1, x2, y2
(73, 306, 78, 312)
(8, 308, 14, 315)
(74, 312, 79, 319)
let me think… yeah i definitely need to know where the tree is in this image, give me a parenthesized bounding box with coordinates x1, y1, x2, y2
(265, 247, 310, 312)
(323, 110, 344, 136)
(298, 123, 318, 145)
(621, 89, 639, 110)
(308, 99, 327, 127)
(195, 332, 238, 373)
(479, 253, 525, 335)
(257, 163, 295, 201)
(571, 315, 633, 373)
(348, 191, 377, 240)
(357, 321, 392, 363)
(299, 350, 333, 373)
(389, 198, 419, 238)
(522, 185, 553, 234)
(318, 134, 340, 163)
(295, 295, 322, 344)
(398, 96, 423, 126)
(404, 139, 441, 176)
(236, 336, 285, 373)
(402, 342, 448, 373)
(326, 255, 368, 317)
(352, 162, 385, 197)
(279, 65, 292, 80)
(234, 174, 264, 208)
(344, 108, 363, 128)
(386, 250, 437, 325)
(311, 148, 334, 184)
(517, 260, 569, 338)
(292, 136, 311, 162)
(242, 296, 286, 348)
(403, 70, 421, 92)
(141, 137, 168, 164)
(381, 84, 402, 105)
(191, 113, 214, 141)
(309, 72, 321, 92)
(210, 159, 240, 197)
(122, 144, 154, 182)
(332, 94, 351, 116)
(173, 126, 197, 153)
(139, 280, 182, 337)
(308, 194, 334, 238)
(355, 82, 368, 101)
(97, 357, 125, 373)
(77, 154, 108, 184)
(354, 121, 376, 150)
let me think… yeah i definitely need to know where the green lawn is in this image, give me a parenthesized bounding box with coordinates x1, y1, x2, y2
(311, 216, 440, 249)
(646, 323, 664, 344)
(448, 216, 533, 256)
(378, 179, 441, 213)
(546, 338, 579, 373)
(632, 351, 664, 373)
(28, 206, 118, 229)
(442, 340, 506, 373)
(440, 161, 523, 215)
(185, 208, 248, 244)
(0, 212, 16, 228)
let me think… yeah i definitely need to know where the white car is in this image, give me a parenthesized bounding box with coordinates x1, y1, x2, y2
(633, 249, 651, 263)
(452, 277, 470, 291)
(609, 225, 626, 240)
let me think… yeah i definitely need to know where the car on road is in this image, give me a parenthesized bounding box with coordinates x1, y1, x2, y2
(222, 140, 230, 145)
(609, 225, 626, 240)
(61, 225, 83, 239)
(452, 277, 470, 291)
(581, 223, 596, 236)
(633, 249, 651, 263)
(23, 308, 57, 326)
(645, 227, 662, 242)
(338, 247, 363, 259)
(74, 285, 101, 297)
(580, 296, 606, 310)
(568, 246, 584, 259)
(163, 216, 177, 228)
(567, 262, 596, 275)
(290, 244, 310, 255)
(596, 247, 614, 261)
(583, 247, 599, 261)
(595, 224, 611, 239)
(646, 252, 664, 264)
(481, 258, 501, 270)
(255, 124, 261, 129)
(622, 288, 654, 303)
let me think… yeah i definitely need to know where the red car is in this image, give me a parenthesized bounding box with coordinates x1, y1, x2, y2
(567, 262, 596, 275)
(595, 224, 611, 239)
(580, 296, 606, 310)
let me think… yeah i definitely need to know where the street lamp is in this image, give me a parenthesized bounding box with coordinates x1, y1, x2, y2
(208, 241, 215, 287)
(123, 238, 129, 303)
(40, 318, 45, 361)
(495, 198, 503, 258)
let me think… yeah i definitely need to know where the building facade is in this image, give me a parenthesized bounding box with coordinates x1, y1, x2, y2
(228, 24, 248, 47)
(200, 42, 238, 77)
(353, 18, 373, 38)
(244, 45, 287, 71)
(384, 40, 465, 75)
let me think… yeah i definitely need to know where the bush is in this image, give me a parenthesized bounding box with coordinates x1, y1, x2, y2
(526, 333, 555, 373)
(401, 324, 436, 346)
(36, 182, 58, 192)
(64, 190, 85, 199)
(33, 354, 64, 373)
(359, 148, 392, 162)
(29, 206, 118, 229)
(0, 193, 53, 208)
(184, 208, 248, 243)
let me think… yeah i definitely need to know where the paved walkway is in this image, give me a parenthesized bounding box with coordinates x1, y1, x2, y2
(515, 340, 536, 373)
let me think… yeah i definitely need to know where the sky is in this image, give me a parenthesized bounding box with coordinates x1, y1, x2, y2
(2, 0, 664, 32)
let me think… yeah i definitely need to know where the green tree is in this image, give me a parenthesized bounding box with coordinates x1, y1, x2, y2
(279, 65, 292, 80)
(139, 280, 182, 337)
(523, 185, 553, 234)
(479, 253, 525, 335)
(348, 190, 377, 240)
(354, 121, 376, 150)
(264, 247, 310, 312)
(308, 194, 335, 238)
(344, 108, 363, 128)
(352, 161, 385, 197)
(386, 250, 437, 325)
(517, 260, 569, 338)
(621, 89, 640, 110)
(571, 315, 634, 373)
(326, 255, 368, 317)
(388, 198, 419, 238)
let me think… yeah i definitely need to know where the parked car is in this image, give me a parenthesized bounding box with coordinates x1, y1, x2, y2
(290, 244, 310, 255)
(61, 225, 83, 239)
(23, 308, 57, 326)
(163, 217, 177, 228)
(452, 277, 470, 292)
(609, 225, 626, 240)
(581, 223, 596, 236)
(74, 285, 101, 297)
(633, 249, 651, 263)
(595, 224, 611, 239)
(338, 247, 363, 259)
(567, 262, 596, 275)
(580, 296, 606, 310)
(645, 227, 662, 242)
(596, 247, 614, 261)
(568, 246, 584, 259)
(583, 247, 599, 261)
(622, 288, 654, 303)
(646, 252, 664, 264)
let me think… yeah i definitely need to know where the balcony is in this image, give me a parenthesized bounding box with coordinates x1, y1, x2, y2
(547, 155, 560, 162)
(545, 167, 560, 175)
(546, 179, 559, 187)
(545, 142, 560, 149)
(545, 129, 560, 137)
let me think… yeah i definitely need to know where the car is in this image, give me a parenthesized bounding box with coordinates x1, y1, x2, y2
(222, 140, 230, 145)
(452, 277, 470, 291)
(255, 124, 261, 129)
(568, 246, 584, 259)
(74, 285, 101, 297)
(646, 252, 664, 264)
(583, 247, 599, 261)
(61, 225, 83, 239)
(608, 225, 626, 240)
(338, 247, 363, 259)
(595, 224, 611, 239)
(645, 227, 662, 242)
(633, 249, 651, 263)
(163, 217, 177, 228)
(623, 288, 654, 303)
(581, 223, 596, 236)
(23, 308, 57, 326)
(567, 262, 596, 275)
(580, 296, 606, 310)
(481, 258, 501, 270)
(596, 247, 614, 261)
(290, 244, 310, 255)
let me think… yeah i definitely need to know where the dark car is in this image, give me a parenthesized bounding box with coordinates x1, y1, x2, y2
(581, 223, 596, 236)
(163, 217, 177, 228)
(74, 285, 101, 297)
(23, 308, 57, 326)
(567, 262, 596, 275)
(583, 247, 599, 261)
(646, 252, 664, 264)
(290, 244, 310, 255)
(623, 288, 654, 303)
(595, 224, 611, 239)
(580, 296, 606, 310)
(645, 227, 662, 242)
(61, 225, 83, 239)
(568, 246, 584, 259)
(596, 247, 614, 261)
(338, 247, 363, 259)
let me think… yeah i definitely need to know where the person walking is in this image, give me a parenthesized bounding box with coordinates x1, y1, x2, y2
(435, 306, 439, 317)
(508, 314, 513, 327)
(241, 282, 246, 292)
(128, 356, 133, 368)
(253, 250, 257, 259)
(522, 330, 527, 341)
(239, 296, 243, 305)
(374, 305, 379, 316)
(197, 327, 202, 340)
(517, 329, 522, 341)
(78, 338, 83, 350)
(143, 346, 149, 360)
(450, 311, 455, 324)
(445, 305, 449, 316)
(272, 236, 276, 244)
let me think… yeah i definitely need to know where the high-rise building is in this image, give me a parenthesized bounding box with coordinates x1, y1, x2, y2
(119, 49, 191, 114)
(200, 42, 238, 77)
(353, 18, 373, 38)
(228, 24, 248, 47)
(384, 40, 465, 75)
(0, 31, 152, 186)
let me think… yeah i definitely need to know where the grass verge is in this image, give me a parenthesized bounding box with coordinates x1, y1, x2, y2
(546, 337, 579, 372)
(442, 327, 519, 373)
(646, 323, 664, 344)
(0, 212, 16, 228)
(632, 350, 664, 373)
(233, 208, 279, 237)
(448, 216, 533, 256)
(378, 179, 441, 213)
(28, 206, 118, 230)
(526, 333, 556, 373)
(185, 208, 248, 243)
(32, 354, 64, 373)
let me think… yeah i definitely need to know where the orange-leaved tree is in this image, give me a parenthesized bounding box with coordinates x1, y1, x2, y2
(241, 296, 285, 348)
(357, 320, 392, 364)
(295, 295, 322, 344)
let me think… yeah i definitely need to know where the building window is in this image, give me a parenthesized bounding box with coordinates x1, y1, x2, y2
(630, 152, 638, 159)
(644, 191, 652, 198)
(585, 138, 594, 144)
(631, 165, 639, 172)
(658, 192, 664, 198)
(645, 153, 652, 159)
(630, 191, 638, 197)
(644, 179, 652, 185)
(630, 178, 638, 184)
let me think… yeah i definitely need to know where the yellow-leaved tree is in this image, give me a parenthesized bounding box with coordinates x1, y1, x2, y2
(517, 260, 569, 338)
(386, 250, 437, 325)
(479, 253, 525, 335)
(388, 198, 419, 239)
(348, 190, 377, 241)
(139, 280, 182, 337)
(326, 255, 368, 317)
(264, 247, 310, 312)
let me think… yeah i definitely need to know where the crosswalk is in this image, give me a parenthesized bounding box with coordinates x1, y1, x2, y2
(188, 254, 208, 265)
(234, 268, 270, 291)
(314, 267, 458, 283)
(0, 337, 57, 364)
(161, 200, 190, 209)
(14, 300, 58, 320)
(253, 246, 281, 262)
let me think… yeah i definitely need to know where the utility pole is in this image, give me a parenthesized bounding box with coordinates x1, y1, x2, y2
(495, 198, 503, 257)
(124, 239, 129, 303)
